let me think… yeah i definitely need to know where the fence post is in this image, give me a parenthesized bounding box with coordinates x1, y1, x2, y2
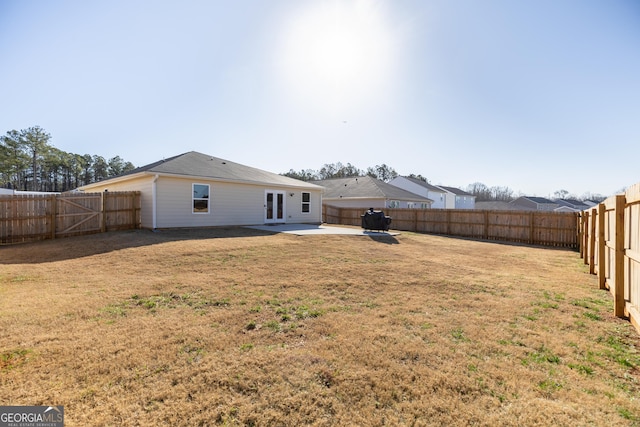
(49, 194, 58, 239)
(582, 211, 589, 264)
(613, 194, 626, 317)
(101, 192, 107, 233)
(529, 212, 534, 245)
(597, 203, 606, 289)
(589, 208, 597, 272)
(483, 211, 489, 240)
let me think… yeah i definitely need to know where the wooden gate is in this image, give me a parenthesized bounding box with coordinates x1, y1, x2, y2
(0, 192, 140, 244)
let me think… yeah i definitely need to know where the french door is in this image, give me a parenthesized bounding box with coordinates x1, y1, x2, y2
(265, 190, 285, 223)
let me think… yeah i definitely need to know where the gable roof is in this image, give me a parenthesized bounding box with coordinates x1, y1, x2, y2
(555, 199, 590, 209)
(314, 176, 432, 202)
(87, 151, 323, 189)
(397, 176, 446, 192)
(436, 185, 474, 197)
(518, 196, 555, 204)
(474, 201, 530, 211)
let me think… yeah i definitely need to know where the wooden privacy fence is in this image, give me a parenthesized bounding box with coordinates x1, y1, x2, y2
(579, 182, 640, 334)
(0, 191, 141, 245)
(323, 205, 578, 248)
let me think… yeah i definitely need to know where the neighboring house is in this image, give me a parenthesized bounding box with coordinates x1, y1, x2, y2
(510, 196, 559, 211)
(554, 199, 590, 212)
(435, 186, 476, 209)
(474, 201, 524, 211)
(314, 176, 432, 209)
(0, 189, 61, 196)
(78, 151, 324, 229)
(388, 176, 449, 209)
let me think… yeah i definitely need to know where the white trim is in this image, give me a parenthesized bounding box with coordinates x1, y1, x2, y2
(265, 190, 286, 223)
(192, 183, 211, 214)
(152, 174, 159, 229)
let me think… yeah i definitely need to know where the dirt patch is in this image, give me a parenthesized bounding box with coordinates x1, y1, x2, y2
(1, 228, 639, 426)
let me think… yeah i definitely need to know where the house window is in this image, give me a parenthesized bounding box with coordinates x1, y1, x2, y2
(421, 203, 429, 209)
(302, 192, 310, 213)
(193, 183, 210, 213)
(389, 200, 400, 208)
(407, 202, 415, 209)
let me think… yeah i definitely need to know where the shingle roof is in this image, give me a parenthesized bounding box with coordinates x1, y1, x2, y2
(117, 151, 322, 189)
(314, 176, 432, 201)
(474, 201, 534, 211)
(436, 185, 474, 196)
(400, 176, 446, 192)
(522, 196, 555, 204)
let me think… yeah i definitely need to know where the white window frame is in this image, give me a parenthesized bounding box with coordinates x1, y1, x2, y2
(192, 183, 210, 214)
(301, 192, 311, 214)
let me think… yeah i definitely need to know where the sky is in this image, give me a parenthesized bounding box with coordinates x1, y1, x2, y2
(1, 0, 639, 198)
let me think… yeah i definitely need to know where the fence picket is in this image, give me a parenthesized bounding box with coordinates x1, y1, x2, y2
(0, 192, 140, 245)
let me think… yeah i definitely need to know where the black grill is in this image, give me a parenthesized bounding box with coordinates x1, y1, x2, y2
(361, 209, 392, 231)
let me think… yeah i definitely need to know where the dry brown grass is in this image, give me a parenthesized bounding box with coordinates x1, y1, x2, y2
(1, 228, 639, 426)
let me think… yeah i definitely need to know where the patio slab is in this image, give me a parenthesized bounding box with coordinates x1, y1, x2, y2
(245, 223, 399, 236)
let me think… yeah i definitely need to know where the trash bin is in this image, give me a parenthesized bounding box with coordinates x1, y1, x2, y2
(361, 208, 392, 231)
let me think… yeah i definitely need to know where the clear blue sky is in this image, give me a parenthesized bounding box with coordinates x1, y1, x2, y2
(1, 0, 639, 198)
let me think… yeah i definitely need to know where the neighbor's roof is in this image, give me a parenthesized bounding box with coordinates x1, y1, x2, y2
(398, 176, 447, 192)
(516, 196, 556, 204)
(314, 176, 432, 202)
(84, 151, 323, 189)
(436, 185, 474, 196)
(474, 201, 531, 211)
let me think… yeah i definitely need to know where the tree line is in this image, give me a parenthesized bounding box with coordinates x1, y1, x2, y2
(283, 162, 430, 183)
(284, 164, 604, 202)
(0, 126, 135, 192)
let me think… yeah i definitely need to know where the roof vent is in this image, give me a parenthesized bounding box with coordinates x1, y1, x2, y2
(221, 161, 226, 165)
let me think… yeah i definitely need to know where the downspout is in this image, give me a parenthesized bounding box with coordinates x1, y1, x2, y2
(152, 174, 159, 230)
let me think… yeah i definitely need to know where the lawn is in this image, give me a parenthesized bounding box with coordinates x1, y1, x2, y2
(1, 228, 639, 426)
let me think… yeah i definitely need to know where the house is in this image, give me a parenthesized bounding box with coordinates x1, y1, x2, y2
(510, 196, 559, 211)
(388, 176, 449, 209)
(435, 186, 476, 209)
(474, 201, 524, 211)
(78, 151, 324, 229)
(314, 176, 432, 209)
(554, 199, 590, 212)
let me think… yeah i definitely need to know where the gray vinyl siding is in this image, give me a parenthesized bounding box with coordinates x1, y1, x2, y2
(82, 174, 322, 228)
(79, 176, 154, 228)
(155, 177, 322, 228)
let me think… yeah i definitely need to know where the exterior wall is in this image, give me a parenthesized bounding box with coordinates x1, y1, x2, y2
(427, 191, 447, 209)
(443, 192, 456, 209)
(324, 198, 429, 210)
(454, 195, 475, 209)
(83, 175, 322, 228)
(155, 177, 322, 228)
(388, 177, 445, 209)
(388, 177, 427, 196)
(80, 176, 154, 228)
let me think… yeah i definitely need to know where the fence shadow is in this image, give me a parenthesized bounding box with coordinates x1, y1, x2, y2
(0, 227, 276, 264)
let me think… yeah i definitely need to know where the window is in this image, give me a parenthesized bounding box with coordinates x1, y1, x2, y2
(421, 203, 429, 209)
(388, 200, 400, 208)
(193, 184, 210, 213)
(407, 202, 415, 209)
(302, 192, 310, 213)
